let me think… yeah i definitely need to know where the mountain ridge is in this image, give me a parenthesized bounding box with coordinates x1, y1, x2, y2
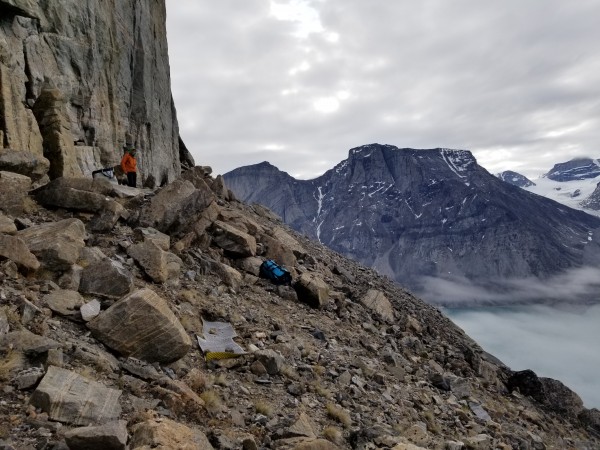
(225, 144, 600, 296)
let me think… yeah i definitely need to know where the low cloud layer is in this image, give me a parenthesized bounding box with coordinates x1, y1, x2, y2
(445, 303, 600, 409)
(418, 266, 600, 306)
(166, 1, 600, 179)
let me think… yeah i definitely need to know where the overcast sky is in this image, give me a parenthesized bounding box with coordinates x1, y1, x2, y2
(165, 0, 600, 180)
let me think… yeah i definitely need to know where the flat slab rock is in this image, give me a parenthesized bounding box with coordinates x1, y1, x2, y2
(29, 366, 122, 425)
(64, 420, 128, 450)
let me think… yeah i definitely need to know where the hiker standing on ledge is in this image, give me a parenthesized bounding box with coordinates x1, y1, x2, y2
(121, 147, 137, 187)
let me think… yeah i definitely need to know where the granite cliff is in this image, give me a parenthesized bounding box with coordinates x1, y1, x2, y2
(0, 0, 193, 187)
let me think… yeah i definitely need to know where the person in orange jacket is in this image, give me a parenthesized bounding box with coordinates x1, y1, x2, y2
(120, 147, 137, 187)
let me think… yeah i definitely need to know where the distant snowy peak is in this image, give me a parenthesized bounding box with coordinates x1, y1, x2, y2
(545, 158, 600, 182)
(497, 171, 536, 188)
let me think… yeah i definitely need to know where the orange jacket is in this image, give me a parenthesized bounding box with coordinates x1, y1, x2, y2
(121, 152, 137, 173)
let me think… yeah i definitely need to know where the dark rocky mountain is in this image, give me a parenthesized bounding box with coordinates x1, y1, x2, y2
(581, 182, 600, 211)
(225, 144, 600, 292)
(496, 170, 535, 188)
(545, 158, 600, 182)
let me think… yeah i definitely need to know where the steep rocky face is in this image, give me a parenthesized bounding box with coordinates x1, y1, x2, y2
(581, 183, 600, 211)
(225, 144, 600, 291)
(0, 0, 191, 186)
(546, 158, 600, 182)
(497, 170, 535, 188)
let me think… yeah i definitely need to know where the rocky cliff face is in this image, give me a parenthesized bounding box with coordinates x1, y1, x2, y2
(0, 0, 192, 186)
(0, 167, 599, 448)
(546, 158, 600, 182)
(224, 144, 600, 293)
(496, 170, 535, 188)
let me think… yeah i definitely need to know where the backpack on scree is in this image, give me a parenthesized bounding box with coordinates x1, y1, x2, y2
(259, 259, 292, 285)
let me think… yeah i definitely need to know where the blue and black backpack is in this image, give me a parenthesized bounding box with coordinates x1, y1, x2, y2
(259, 259, 292, 285)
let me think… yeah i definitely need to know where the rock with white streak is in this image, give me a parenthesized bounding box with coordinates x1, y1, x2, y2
(87, 288, 191, 364)
(29, 366, 122, 425)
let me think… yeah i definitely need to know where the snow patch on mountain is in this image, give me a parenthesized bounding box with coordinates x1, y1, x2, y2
(524, 176, 600, 217)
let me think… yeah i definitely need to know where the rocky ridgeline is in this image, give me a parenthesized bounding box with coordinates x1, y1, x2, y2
(0, 164, 599, 450)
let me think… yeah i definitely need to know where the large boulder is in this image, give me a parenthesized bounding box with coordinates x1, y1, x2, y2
(0, 149, 50, 181)
(261, 234, 296, 269)
(79, 257, 133, 299)
(211, 220, 257, 257)
(0, 233, 40, 271)
(130, 418, 213, 450)
(34, 177, 126, 232)
(87, 288, 191, 364)
(294, 273, 329, 308)
(138, 179, 215, 233)
(64, 421, 128, 450)
(17, 218, 86, 271)
(127, 240, 182, 283)
(0, 171, 33, 216)
(29, 366, 122, 426)
(360, 289, 395, 323)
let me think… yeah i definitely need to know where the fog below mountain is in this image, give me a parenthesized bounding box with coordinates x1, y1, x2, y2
(444, 303, 600, 409)
(419, 266, 600, 306)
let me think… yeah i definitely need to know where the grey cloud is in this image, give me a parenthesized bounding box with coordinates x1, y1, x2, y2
(418, 266, 600, 306)
(166, 0, 600, 178)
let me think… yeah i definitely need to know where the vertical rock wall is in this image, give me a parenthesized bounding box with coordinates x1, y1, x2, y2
(0, 0, 192, 186)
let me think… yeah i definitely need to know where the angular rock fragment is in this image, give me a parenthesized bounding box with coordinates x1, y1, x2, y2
(58, 264, 83, 290)
(0, 171, 33, 216)
(127, 240, 182, 283)
(360, 289, 394, 322)
(14, 367, 45, 390)
(79, 258, 133, 298)
(87, 288, 191, 364)
(0, 234, 40, 271)
(139, 179, 215, 233)
(0, 149, 50, 181)
(133, 226, 170, 251)
(294, 273, 329, 308)
(211, 220, 257, 257)
(130, 418, 214, 449)
(255, 349, 285, 375)
(64, 420, 128, 450)
(17, 219, 86, 271)
(0, 213, 17, 234)
(0, 329, 60, 355)
(34, 178, 126, 232)
(29, 366, 122, 425)
(80, 299, 101, 322)
(44, 289, 84, 318)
